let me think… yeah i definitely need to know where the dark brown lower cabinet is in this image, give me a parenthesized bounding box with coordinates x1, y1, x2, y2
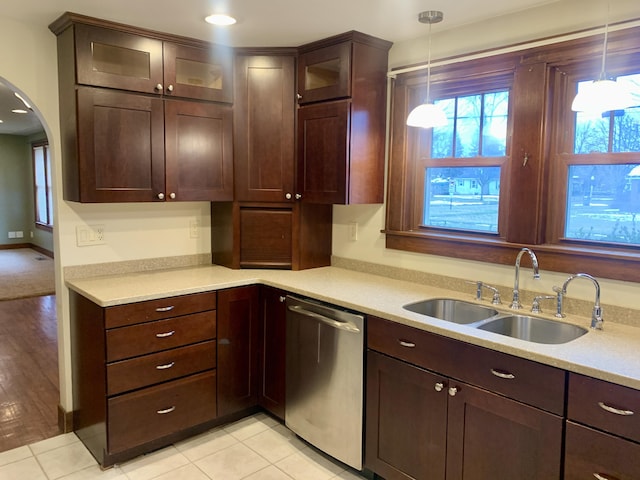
(258, 286, 287, 420)
(564, 421, 640, 480)
(365, 350, 563, 480)
(217, 286, 260, 417)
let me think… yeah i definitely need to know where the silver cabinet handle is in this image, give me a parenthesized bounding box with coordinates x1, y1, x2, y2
(156, 362, 175, 370)
(448, 387, 459, 397)
(598, 401, 634, 416)
(296, 93, 302, 100)
(295, 193, 302, 200)
(157, 192, 165, 200)
(287, 305, 361, 333)
(155, 83, 163, 91)
(155, 330, 175, 338)
(491, 368, 515, 380)
(169, 192, 176, 199)
(398, 340, 416, 348)
(593, 473, 617, 480)
(167, 84, 174, 92)
(279, 296, 286, 302)
(434, 382, 444, 392)
(285, 193, 292, 200)
(156, 406, 176, 415)
(155, 305, 175, 312)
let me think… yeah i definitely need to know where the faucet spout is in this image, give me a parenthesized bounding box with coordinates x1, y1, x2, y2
(511, 248, 540, 310)
(561, 273, 603, 330)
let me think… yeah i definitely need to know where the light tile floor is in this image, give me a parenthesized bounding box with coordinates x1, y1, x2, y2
(0, 413, 369, 480)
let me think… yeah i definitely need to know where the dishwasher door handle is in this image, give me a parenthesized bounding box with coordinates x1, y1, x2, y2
(287, 305, 361, 333)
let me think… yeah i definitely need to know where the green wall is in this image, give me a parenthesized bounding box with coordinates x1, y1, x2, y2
(0, 132, 53, 252)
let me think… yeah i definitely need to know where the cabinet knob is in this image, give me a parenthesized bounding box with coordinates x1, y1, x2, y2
(285, 193, 292, 200)
(279, 296, 286, 303)
(296, 93, 302, 100)
(295, 193, 302, 200)
(434, 382, 444, 392)
(157, 193, 165, 200)
(448, 387, 459, 397)
(169, 192, 176, 199)
(167, 84, 174, 92)
(155, 83, 163, 91)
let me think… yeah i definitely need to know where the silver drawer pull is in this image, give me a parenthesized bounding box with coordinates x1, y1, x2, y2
(490, 368, 515, 380)
(156, 362, 175, 370)
(155, 330, 175, 338)
(598, 401, 634, 416)
(155, 306, 175, 312)
(593, 473, 616, 480)
(156, 406, 176, 415)
(399, 340, 416, 348)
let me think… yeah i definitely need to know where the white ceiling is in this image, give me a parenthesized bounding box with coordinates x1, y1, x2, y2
(0, 0, 560, 135)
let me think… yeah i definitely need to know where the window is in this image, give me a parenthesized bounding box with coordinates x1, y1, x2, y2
(386, 25, 640, 282)
(32, 141, 53, 230)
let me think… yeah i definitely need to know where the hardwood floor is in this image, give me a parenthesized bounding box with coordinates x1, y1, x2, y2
(0, 295, 60, 452)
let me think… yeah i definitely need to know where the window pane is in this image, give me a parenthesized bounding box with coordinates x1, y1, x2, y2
(432, 98, 455, 158)
(424, 166, 501, 233)
(456, 95, 481, 157)
(565, 164, 640, 245)
(612, 73, 640, 153)
(482, 91, 509, 156)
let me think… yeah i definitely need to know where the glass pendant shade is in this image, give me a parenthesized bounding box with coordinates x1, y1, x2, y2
(406, 102, 448, 128)
(571, 78, 635, 115)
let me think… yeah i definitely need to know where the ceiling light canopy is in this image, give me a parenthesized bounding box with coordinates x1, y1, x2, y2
(205, 14, 237, 26)
(406, 10, 447, 129)
(571, 2, 635, 115)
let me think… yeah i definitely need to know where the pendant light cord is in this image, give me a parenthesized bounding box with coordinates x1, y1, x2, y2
(426, 20, 433, 102)
(599, 2, 610, 81)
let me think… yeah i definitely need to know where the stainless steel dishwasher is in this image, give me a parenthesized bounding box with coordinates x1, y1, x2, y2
(285, 295, 364, 470)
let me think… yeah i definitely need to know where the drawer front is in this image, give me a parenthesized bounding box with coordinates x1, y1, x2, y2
(108, 370, 217, 454)
(106, 310, 216, 362)
(367, 316, 457, 375)
(105, 291, 216, 328)
(450, 341, 566, 415)
(565, 421, 640, 480)
(568, 373, 640, 443)
(107, 340, 216, 396)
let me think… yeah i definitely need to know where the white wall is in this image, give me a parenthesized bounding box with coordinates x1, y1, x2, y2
(332, 0, 640, 309)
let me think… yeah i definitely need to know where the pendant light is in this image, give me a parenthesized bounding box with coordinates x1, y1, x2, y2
(571, 3, 634, 115)
(406, 10, 447, 129)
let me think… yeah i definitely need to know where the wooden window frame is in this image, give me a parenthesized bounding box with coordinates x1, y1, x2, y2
(32, 140, 53, 232)
(385, 26, 640, 282)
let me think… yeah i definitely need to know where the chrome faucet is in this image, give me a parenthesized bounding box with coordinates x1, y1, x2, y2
(555, 273, 604, 330)
(510, 248, 540, 309)
(472, 281, 502, 304)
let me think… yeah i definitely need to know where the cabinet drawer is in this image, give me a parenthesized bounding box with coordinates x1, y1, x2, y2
(105, 291, 216, 329)
(565, 421, 640, 480)
(108, 370, 217, 454)
(106, 310, 216, 361)
(107, 340, 216, 396)
(568, 373, 640, 443)
(451, 342, 566, 415)
(367, 316, 457, 376)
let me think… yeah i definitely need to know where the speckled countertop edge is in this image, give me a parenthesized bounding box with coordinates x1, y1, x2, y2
(66, 264, 640, 391)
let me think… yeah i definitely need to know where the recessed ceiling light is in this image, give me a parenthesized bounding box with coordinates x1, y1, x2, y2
(0, 119, 3, 123)
(205, 14, 236, 26)
(14, 92, 32, 110)
(12, 109, 29, 114)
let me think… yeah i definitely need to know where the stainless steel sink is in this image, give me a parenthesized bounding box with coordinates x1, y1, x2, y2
(403, 298, 498, 324)
(477, 315, 588, 344)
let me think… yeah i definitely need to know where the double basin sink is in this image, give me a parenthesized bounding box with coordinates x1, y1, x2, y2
(403, 298, 588, 344)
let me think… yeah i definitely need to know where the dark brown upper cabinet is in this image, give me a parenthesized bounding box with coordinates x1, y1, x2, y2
(296, 32, 392, 204)
(50, 13, 234, 203)
(71, 21, 233, 102)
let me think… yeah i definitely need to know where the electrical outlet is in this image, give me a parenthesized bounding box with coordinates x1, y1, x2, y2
(8, 231, 16, 239)
(348, 221, 358, 241)
(15, 231, 23, 238)
(76, 224, 106, 246)
(189, 219, 200, 238)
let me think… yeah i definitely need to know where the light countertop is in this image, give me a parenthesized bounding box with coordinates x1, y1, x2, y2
(66, 264, 640, 391)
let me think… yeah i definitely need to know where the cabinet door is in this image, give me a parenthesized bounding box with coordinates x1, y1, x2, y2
(365, 351, 448, 480)
(258, 286, 287, 420)
(74, 23, 163, 93)
(297, 101, 349, 204)
(446, 382, 563, 480)
(163, 42, 233, 102)
(164, 99, 233, 201)
(234, 55, 296, 202)
(76, 87, 165, 202)
(240, 206, 293, 268)
(565, 421, 640, 480)
(298, 41, 351, 104)
(217, 286, 259, 417)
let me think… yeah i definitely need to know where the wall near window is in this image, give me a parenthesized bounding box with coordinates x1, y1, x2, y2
(332, 0, 640, 310)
